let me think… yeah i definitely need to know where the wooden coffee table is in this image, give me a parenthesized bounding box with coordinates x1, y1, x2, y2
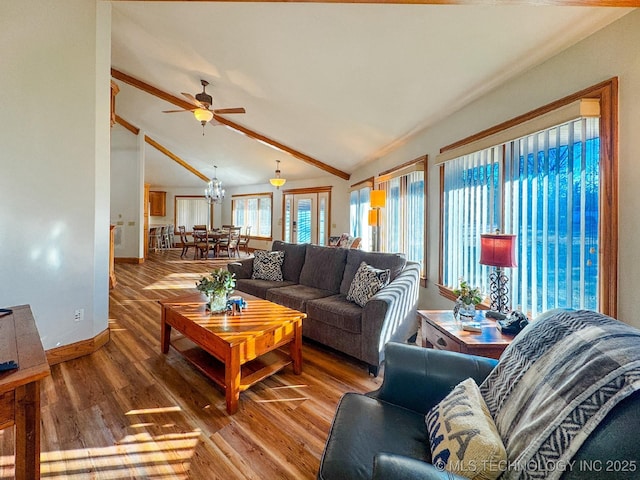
(159, 292, 305, 414)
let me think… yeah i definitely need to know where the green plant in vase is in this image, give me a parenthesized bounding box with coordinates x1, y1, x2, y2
(453, 278, 483, 320)
(196, 268, 236, 313)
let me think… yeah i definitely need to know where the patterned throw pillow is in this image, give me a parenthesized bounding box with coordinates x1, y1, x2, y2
(425, 378, 507, 480)
(252, 250, 285, 281)
(346, 261, 390, 307)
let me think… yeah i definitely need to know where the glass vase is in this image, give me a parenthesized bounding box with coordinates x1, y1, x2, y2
(458, 299, 476, 320)
(207, 292, 228, 313)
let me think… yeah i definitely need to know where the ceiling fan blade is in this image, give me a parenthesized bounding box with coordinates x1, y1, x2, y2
(181, 92, 203, 107)
(162, 108, 196, 113)
(213, 107, 246, 115)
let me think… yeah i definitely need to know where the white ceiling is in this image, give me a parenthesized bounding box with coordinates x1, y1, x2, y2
(111, 2, 632, 189)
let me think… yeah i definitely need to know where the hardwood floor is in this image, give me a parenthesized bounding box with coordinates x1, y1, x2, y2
(0, 249, 382, 479)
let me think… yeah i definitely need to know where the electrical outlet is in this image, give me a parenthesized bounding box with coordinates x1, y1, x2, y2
(74, 309, 84, 322)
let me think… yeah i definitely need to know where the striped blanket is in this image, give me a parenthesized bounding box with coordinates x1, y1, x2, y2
(480, 309, 640, 480)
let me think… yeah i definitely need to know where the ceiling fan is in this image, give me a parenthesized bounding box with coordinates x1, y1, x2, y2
(163, 80, 245, 133)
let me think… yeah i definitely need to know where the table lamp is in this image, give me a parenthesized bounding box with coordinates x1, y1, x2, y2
(479, 231, 517, 314)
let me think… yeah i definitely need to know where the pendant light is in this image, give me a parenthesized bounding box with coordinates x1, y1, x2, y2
(269, 160, 286, 189)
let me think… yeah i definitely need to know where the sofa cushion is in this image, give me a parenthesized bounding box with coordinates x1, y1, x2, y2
(318, 392, 430, 480)
(346, 261, 390, 307)
(299, 244, 347, 293)
(235, 279, 296, 299)
(251, 250, 284, 281)
(306, 294, 363, 334)
(340, 249, 406, 295)
(272, 241, 307, 283)
(266, 284, 334, 313)
(426, 378, 506, 480)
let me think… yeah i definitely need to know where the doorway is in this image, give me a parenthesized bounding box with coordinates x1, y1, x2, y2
(283, 187, 331, 245)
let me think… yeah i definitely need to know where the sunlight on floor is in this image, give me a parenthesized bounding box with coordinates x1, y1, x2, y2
(143, 273, 205, 291)
(1, 429, 201, 480)
(251, 383, 311, 404)
(42, 430, 200, 479)
(126, 406, 182, 415)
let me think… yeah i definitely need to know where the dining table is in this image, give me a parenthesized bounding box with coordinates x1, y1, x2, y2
(192, 229, 227, 259)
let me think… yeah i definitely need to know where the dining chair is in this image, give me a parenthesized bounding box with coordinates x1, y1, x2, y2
(237, 226, 251, 256)
(178, 226, 196, 258)
(216, 227, 241, 258)
(192, 225, 211, 259)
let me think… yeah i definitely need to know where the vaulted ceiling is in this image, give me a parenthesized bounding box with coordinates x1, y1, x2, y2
(110, 2, 633, 189)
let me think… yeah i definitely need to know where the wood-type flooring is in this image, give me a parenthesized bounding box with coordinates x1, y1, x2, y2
(0, 249, 381, 479)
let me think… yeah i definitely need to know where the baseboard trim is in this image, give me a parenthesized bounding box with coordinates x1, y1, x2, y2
(115, 257, 144, 264)
(46, 328, 110, 366)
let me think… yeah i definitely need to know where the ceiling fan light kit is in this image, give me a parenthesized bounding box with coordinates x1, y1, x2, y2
(194, 108, 214, 125)
(162, 79, 246, 135)
(205, 165, 225, 204)
(269, 160, 286, 189)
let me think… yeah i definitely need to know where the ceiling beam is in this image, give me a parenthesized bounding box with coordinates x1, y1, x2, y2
(144, 136, 210, 183)
(111, 68, 351, 181)
(110, 0, 640, 6)
(115, 115, 140, 135)
(214, 115, 352, 180)
(114, 113, 210, 182)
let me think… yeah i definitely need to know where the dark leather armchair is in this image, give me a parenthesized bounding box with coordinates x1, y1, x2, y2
(318, 342, 640, 480)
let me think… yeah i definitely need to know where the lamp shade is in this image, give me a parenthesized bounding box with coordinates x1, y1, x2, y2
(367, 209, 378, 226)
(269, 160, 286, 189)
(479, 233, 517, 268)
(370, 190, 386, 209)
(194, 108, 214, 123)
(270, 178, 286, 188)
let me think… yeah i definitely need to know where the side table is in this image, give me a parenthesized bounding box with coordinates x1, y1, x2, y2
(418, 309, 513, 360)
(0, 305, 50, 479)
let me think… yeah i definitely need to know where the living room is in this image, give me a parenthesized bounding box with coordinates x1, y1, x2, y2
(2, 1, 640, 478)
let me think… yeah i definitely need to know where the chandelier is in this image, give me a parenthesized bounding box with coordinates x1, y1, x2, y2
(269, 160, 286, 189)
(205, 165, 225, 204)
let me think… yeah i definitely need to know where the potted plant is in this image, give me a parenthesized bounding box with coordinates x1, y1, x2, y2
(453, 278, 483, 319)
(196, 268, 236, 313)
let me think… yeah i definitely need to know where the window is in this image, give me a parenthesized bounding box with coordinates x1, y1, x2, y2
(349, 181, 371, 250)
(175, 196, 212, 231)
(439, 80, 617, 317)
(377, 158, 426, 272)
(231, 193, 273, 239)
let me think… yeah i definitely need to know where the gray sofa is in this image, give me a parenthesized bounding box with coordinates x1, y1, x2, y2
(227, 241, 420, 375)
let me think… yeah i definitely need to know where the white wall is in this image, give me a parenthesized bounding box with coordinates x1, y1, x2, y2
(110, 124, 144, 259)
(350, 9, 640, 327)
(0, 0, 111, 348)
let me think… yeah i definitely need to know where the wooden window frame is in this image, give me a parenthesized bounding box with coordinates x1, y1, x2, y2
(231, 192, 274, 241)
(437, 78, 618, 317)
(376, 156, 428, 285)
